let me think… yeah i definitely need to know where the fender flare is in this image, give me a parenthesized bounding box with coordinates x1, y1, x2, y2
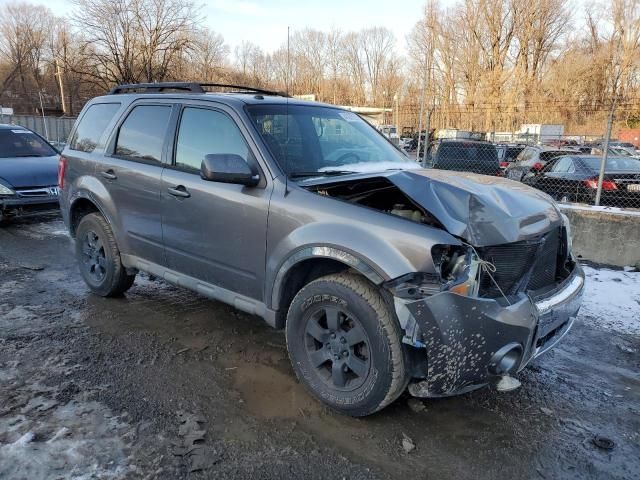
(270, 245, 386, 310)
(68, 190, 115, 236)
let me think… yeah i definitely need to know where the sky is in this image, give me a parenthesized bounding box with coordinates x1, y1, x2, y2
(14, 0, 430, 53)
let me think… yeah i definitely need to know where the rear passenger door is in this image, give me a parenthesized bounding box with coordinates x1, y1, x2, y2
(100, 101, 175, 265)
(160, 104, 272, 301)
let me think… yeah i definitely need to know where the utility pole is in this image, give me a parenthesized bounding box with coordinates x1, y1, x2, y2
(416, 56, 427, 166)
(38, 91, 49, 140)
(55, 59, 67, 116)
(595, 98, 617, 206)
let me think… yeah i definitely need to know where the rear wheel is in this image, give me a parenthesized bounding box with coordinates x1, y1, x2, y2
(286, 273, 408, 416)
(75, 213, 135, 296)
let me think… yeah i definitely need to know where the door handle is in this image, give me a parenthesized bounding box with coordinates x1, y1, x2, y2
(101, 170, 117, 180)
(167, 186, 191, 198)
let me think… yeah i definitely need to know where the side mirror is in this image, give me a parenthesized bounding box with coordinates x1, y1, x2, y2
(201, 154, 259, 186)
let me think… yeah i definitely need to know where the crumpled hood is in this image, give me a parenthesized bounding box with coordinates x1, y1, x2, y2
(301, 167, 563, 246)
(387, 169, 562, 246)
(0, 156, 59, 188)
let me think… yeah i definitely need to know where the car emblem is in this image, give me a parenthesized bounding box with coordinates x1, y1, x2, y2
(49, 187, 60, 196)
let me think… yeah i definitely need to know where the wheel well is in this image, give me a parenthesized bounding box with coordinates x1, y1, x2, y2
(70, 198, 100, 237)
(275, 258, 353, 328)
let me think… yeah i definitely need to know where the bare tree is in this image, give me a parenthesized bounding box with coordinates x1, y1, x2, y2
(70, 0, 200, 87)
(0, 2, 54, 96)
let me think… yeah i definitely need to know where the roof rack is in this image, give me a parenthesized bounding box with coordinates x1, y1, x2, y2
(108, 82, 288, 97)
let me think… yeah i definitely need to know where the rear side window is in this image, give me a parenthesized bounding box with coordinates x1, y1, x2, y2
(115, 105, 172, 163)
(69, 103, 120, 153)
(175, 107, 252, 171)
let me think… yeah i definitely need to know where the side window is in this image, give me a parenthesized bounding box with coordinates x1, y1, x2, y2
(552, 157, 571, 172)
(517, 148, 532, 162)
(175, 107, 252, 171)
(115, 105, 172, 163)
(69, 103, 121, 153)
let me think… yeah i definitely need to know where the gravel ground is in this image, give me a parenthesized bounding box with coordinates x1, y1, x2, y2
(0, 214, 638, 479)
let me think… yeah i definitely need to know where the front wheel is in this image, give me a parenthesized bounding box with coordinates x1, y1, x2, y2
(286, 273, 408, 416)
(75, 213, 135, 297)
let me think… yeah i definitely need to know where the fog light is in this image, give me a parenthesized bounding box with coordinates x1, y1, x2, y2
(488, 342, 523, 375)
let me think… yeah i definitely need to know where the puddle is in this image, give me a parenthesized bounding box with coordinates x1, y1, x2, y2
(231, 363, 322, 419)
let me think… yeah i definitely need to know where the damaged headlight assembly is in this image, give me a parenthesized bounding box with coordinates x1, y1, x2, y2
(385, 245, 484, 350)
(386, 245, 482, 301)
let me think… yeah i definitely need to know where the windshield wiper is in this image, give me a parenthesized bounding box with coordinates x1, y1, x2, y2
(289, 170, 358, 179)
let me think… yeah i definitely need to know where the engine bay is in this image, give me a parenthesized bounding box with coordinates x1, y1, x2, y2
(305, 177, 442, 228)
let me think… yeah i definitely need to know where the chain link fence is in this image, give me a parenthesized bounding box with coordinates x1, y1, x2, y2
(392, 107, 640, 211)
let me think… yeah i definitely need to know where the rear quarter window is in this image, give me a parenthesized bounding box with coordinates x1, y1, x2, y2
(69, 103, 121, 153)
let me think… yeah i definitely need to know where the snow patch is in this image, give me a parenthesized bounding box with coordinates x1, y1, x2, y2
(559, 203, 640, 217)
(578, 266, 640, 335)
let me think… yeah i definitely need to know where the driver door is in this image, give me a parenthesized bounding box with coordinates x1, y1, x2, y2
(160, 105, 272, 300)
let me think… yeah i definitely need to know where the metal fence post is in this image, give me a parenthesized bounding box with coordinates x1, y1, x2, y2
(595, 107, 615, 206)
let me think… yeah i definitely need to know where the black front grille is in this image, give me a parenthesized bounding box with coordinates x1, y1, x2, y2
(478, 228, 562, 298)
(528, 229, 560, 290)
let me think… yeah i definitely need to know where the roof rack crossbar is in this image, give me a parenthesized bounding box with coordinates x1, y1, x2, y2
(199, 83, 288, 96)
(108, 82, 288, 97)
(108, 82, 205, 94)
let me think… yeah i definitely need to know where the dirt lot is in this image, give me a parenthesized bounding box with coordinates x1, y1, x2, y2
(1, 214, 639, 480)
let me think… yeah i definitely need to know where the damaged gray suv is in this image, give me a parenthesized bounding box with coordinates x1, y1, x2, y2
(59, 83, 584, 416)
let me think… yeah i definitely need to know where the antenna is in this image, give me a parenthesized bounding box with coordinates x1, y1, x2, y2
(285, 26, 290, 194)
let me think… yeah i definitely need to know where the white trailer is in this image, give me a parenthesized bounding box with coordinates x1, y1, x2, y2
(519, 124, 564, 142)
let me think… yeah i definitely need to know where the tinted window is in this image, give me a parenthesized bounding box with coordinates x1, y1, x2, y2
(436, 143, 498, 162)
(115, 105, 172, 163)
(505, 147, 524, 160)
(0, 129, 57, 158)
(580, 156, 640, 172)
(175, 108, 252, 171)
(69, 103, 120, 153)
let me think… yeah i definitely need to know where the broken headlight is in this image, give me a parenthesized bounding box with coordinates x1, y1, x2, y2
(385, 245, 482, 300)
(384, 272, 442, 299)
(435, 245, 481, 297)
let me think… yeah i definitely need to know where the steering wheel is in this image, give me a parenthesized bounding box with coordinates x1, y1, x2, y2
(333, 152, 361, 165)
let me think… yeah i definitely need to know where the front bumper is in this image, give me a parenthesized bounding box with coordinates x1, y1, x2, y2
(1, 195, 60, 218)
(397, 264, 585, 397)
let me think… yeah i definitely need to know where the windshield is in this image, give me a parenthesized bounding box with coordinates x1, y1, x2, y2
(580, 156, 640, 172)
(0, 129, 57, 158)
(246, 105, 417, 177)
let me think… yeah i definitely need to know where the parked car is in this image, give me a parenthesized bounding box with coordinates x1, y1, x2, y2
(522, 155, 640, 207)
(0, 124, 60, 224)
(609, 146, 639, 159)
(505, 146, 578, 181)
(430, 139, 501, 175)
(609, 141, 639, 156)
(495, 144, 526, 173)
(59, 82, 584, 416)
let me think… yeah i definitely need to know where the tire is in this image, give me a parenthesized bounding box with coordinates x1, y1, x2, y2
(286, 272, 408, 417)
(75, 213, 135, 297)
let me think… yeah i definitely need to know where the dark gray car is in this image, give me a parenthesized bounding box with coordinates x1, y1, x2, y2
(0, 125, 60, 223)
(59, 83, 584, 416)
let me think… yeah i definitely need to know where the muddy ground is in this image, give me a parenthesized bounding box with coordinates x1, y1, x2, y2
(0, 214, 638, 480)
